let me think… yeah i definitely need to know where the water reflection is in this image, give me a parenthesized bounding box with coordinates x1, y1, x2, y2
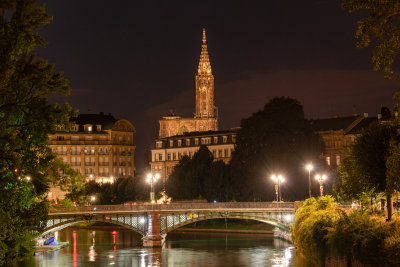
(18, 228, 299, 267)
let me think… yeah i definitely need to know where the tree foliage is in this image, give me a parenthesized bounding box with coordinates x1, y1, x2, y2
(0, 1, 73, 264)
(336, 121, 400, 219)
(229, 97, 325, 201)
(342, 0, 400, 79)
(165, 146, 232, 201)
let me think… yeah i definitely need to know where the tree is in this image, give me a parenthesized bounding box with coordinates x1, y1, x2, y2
(337, 121, 400, 220)
(165, 146, 233, 201)
(229, 97, 324, 201)
(342, 0, 400, 80)
(0, 1, 73, 264)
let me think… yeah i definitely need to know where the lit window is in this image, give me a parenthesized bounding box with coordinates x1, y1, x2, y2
(336, 155, 341, 165)
(223, 136, 227, 143)
(186, 139, 190, 146)
(170, 140, 174, 147)
(326, 156, 331, 166)
(178, 140, 182, 146)
(88, 126, 92, 132)
(156, 141, 162, 148)
(214, 137, 218, 143)
(96, 125, 102, 131)
(195, 138, 199, 145)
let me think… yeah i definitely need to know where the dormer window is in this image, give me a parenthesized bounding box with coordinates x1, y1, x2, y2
(178, 140, 182, 147)
(186, 139, 190, 146)
(56, 125, 64, 131)
(169, 140, 174, 147)
(72, 124, 79, 131)
(223, 136, 227, 143)
(232, 135, 236, 143)
(85, 125, 93, 132)
(156, 141, 162, 148)
(195, 138, 199, 145)
(214, 137, 218, 143)
(96, 125, 102, 131)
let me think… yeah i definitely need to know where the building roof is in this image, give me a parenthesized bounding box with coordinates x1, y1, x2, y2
(309, 114, 377, 134)
(72, 113, 117, 130)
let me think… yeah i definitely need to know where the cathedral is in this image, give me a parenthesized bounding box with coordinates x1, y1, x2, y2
(158, 29, 218, 138)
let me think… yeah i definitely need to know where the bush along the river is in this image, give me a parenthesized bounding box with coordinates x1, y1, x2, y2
(291, 195, 400, 266)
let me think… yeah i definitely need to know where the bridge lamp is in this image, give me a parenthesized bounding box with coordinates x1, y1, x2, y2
(147, 173, 160, 204)
(271, 175, 285, 202)
(305, 164, 313, 198)
(315, 174, 327, 196)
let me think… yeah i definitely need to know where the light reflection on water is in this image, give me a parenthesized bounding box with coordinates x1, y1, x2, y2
(18, 228, 303, 267)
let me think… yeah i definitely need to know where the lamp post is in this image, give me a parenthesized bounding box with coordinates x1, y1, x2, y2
(271, 175, 285, 202)
(147, 173, 160, 204)
(306, 164, 313, 198)
(315, 174, 327, 196)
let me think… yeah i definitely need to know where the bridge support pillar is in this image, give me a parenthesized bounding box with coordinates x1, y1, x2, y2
(143, 212, 165, 247)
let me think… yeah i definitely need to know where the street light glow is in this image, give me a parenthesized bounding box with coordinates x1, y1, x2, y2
(306, 164, 313, 171)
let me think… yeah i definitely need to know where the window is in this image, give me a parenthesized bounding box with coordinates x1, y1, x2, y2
(91, 147, 95, 154)
(232, 135, 236, 143)
(212, 150, 216, 157)
(224, 149, 228, 157)
(178, 152, 182, 159)
(87, 125, 92, 132)
(173, 152, 176, 160)
(195, 138, 199, 145)
(218, 150, 222, 158)
(169, 140, 173, 147)
(186, 139, 190, 146)
(223, 136, 227, 143)
(156, 141, 162, 148)
(178, 140, 182, 147)
(158, 154, 163, 161)
(72, 124, 79, 131)
(189, 151, 192, 158)
(56, 125, 63, 131)
(56, 136, 65, 141)
(96, 125, 102, 131)
(214, 137, 218, 144)
(326, 156, 331, 166)
(167, 153, 171, 160)
(336, 155, 341, 165)
(71, 136, 79, 141)
(85, 136, 93, 141)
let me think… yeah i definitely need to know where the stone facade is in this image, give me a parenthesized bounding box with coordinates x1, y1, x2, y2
(49, 113, 136, 188)
(158, 29, 218, 138)
(151, 130, 237, 182)
(311, 113, 377, 167)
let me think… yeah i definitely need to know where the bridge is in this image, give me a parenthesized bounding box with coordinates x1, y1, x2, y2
(44, 202, 296, 247)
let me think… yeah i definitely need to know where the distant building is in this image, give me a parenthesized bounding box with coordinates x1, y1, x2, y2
(158, 29, 218, 138)
(48, 113, 136, 184)
(311, 113, 377, 167)
(150, 130, 238, 181)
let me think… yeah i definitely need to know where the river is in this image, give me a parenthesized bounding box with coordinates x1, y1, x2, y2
(18, 228, 307, 266)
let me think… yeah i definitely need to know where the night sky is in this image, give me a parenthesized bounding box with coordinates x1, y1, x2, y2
(38, 0, 397, 172)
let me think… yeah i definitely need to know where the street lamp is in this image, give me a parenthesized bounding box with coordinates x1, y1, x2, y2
(90, 195, 96, 205)
(271, 175, 285, 202)
(315, 174, 327, 196)
(147, 173, 160, 204)
(306, 164, 313, 198)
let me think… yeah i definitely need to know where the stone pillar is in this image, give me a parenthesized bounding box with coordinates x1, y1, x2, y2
(142, 212, 165, 247)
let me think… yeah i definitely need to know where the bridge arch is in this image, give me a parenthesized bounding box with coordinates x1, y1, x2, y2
(159, 212, 293, 235)
(42, 213, 148, 237)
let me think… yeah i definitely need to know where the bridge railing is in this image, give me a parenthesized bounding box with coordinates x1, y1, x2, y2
(48, 202, 295, 214)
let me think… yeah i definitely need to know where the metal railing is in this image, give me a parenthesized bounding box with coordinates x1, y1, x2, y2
(48, 202, 295, 214)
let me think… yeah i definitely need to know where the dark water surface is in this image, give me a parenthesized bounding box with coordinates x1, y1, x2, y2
(18, 228, 307, 266)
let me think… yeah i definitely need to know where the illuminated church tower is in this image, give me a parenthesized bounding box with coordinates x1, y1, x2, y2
(195, 29, 215, 118)
(158, 29, 218, 138)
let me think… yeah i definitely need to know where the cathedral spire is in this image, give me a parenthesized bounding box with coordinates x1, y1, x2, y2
(198, 28, 212, 75)
(195, 28, 215, 119)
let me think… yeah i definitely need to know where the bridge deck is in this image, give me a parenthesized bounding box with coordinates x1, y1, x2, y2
(48, 202, 295, 216)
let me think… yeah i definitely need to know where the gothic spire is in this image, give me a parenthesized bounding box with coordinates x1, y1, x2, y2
(198, 28, 212, 75)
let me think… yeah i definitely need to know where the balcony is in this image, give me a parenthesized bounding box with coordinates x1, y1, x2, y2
(98, 162, 109, 166)
(85, 162, 95, 166)
(70, 162, 81, 166)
